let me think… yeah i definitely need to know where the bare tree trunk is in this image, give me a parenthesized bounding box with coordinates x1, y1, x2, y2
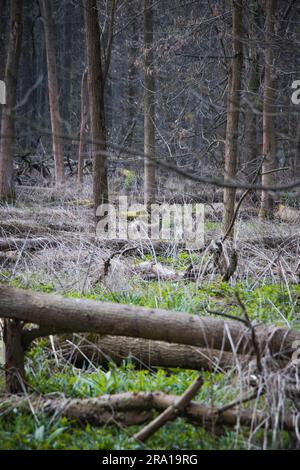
(243, 1, 259, 170)
(144, 0, 156, 207)
(77, 68, 88, 185)
(0, 0, 23, 200)
(125, 1, 139, 151)
(0, 0, 7, 123)
(40, 0, 65, 185)
(84, 0, 108, 215)
(0, 0, 7, 75)
(260, 0, 277, 219)
(4, 319, 25, 393)
(222, 0, 243, 239)
(294, 119, 300, 178)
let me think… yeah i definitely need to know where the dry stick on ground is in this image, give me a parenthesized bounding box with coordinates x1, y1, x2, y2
(133, 376, 204, 443)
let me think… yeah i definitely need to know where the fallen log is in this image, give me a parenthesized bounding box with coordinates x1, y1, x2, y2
(56, 334, 246, 372)
(1, 391, 297, 433)
(0, 220, 88, 236)
(0, 285, 299, 358)
(0, 237, 57, 252)
(240, 235, 300, 249)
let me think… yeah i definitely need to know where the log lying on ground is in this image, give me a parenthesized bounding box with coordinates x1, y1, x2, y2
(240, 235, 299, 249)
(58, 334, 248, 372)
(1, 392, 297, 432)
(0, 237, 58, 252)
(0, 220, 89, 236)
(1, 285, 299, 358)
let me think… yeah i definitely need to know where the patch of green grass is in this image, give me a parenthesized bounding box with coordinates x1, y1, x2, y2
(0, 409, 249, 450)
(205, 221, 219, 231)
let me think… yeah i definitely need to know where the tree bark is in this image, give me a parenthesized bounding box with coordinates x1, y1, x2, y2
(260, 0, 277, 219)
(84, 0, 108, 215)
(0, 0, 7, 76)
(0, 0, 7, 123)
(4, 391, 297, 433)
(40, 0, 65, 185)
(0, 285, 299, 359)
(77, 68, 88, 185)
(125, 1, 139, 151)
(144, 0, 156, 207)
(243, 1, 259, 170)
(4, 319, 25, 393)
(56, 334, 245, 372)
(222, 0, 243, 239)
(0, 0, 23, 200)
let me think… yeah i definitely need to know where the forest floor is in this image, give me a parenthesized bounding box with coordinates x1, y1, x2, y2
(0, 185, 300, 450)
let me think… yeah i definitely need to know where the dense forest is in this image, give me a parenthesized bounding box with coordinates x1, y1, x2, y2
(0, 0, 300, 453)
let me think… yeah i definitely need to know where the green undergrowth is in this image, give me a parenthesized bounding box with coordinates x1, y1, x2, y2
(0, 269, 299, 449)
(0, 348, 290, 450)
(0, 344, 294, 450)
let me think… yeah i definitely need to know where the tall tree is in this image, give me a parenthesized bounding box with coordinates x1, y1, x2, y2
(77, 68, 88, 185)
(260, 0, 277, 219)
(0, 0, 7, 121)
(222, 0, 243, 239)
(0, 0, 23, 200)
(144, 0, 156, 207)
(84, 0, 108, 213)
(243, 1, 260, 170)
(40, 0, 65, 184)
(0, 1, 25, 392)
(124, 0, 139, 151)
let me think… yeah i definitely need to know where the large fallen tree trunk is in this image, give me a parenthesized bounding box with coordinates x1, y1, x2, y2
(1, 391, 297, 433)
(56, 334, 247, 372)
(0, 285, 299, 357)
